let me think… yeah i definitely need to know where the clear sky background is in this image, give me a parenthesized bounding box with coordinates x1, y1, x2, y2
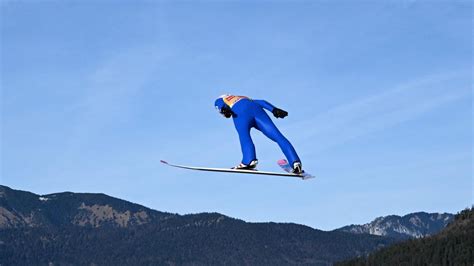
(1, 0, 472, 230)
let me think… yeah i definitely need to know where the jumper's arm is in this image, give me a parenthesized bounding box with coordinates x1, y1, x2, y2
(253, 99, 275, 112)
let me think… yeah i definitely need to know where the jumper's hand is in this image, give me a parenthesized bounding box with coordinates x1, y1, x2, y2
(272, 108, 288, 118)
(220, 105, 233, 118)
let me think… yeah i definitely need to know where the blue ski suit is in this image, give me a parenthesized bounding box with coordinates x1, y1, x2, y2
(215, 95, 301, 166)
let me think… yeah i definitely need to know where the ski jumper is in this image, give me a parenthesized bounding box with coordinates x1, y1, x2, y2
(215, 95, 301, 166)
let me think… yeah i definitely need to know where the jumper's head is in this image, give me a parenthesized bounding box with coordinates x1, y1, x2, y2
(214, 94, 229, 109)
(215, 94, 232, 118)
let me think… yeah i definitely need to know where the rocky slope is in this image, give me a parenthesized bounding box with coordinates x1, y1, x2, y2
(0, 185, 174, 229)
(336, 212, 453, 240)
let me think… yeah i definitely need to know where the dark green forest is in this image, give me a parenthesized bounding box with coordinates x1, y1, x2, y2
(0, 217, 394, 265)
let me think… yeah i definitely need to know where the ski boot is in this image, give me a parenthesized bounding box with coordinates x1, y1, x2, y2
(232, 160, 258, 170)
(292, 161, 304, 174)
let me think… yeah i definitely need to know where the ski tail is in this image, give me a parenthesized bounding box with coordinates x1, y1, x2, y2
(277, 159, 293, 173)
(277, 159, 315, 180)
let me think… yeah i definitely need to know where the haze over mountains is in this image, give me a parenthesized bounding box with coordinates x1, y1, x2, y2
(0, 185, 458, 265)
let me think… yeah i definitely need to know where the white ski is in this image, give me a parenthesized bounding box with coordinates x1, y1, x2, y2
(160, 160, 310, 180)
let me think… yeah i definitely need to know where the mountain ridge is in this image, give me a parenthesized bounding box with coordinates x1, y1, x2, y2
(0, 185, 177, 229)
(0, 185, 391, 265)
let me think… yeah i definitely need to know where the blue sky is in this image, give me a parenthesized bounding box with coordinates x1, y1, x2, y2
(1, 1, 472, 230)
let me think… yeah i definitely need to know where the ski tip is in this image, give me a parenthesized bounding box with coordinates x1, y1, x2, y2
(160, 160, 168, 164)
